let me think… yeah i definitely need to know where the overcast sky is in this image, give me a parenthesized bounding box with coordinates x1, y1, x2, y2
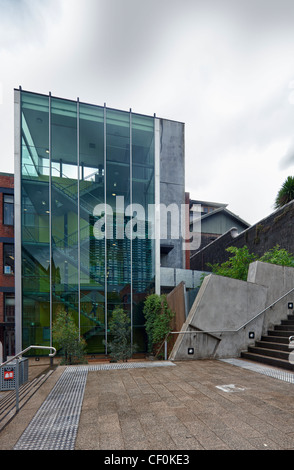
(1, 0, 294, 225)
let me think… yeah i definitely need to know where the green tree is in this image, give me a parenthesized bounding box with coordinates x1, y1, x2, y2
(143, 294, 174, 355)
(52, 309, 87, 365)
(275, 176, 294, 208)
(107, 307, 134, 362)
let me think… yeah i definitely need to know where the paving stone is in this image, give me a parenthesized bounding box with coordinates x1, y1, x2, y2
(2, 358, 294, 451)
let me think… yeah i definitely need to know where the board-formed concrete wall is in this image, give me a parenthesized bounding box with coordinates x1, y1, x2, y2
(190, 199, 294, 272)
(170, 261, 294, 360)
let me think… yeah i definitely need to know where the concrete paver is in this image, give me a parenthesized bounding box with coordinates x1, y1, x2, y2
(1, 359, 294, 451)
(75, 359, 294, 450)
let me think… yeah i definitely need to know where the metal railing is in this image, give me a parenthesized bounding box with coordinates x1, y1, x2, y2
(0, 346, 56, 413)
(163, 286, 294, 360)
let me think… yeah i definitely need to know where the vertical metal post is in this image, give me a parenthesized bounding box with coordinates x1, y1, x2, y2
(129, 109, 133, 352)
(164, 340, 167, 361)
(49, 92, 53, 366)
(14, 88, 22, 354)
(104, 103, 108, 354)
(15, 358, 19, 413)
(77, 98, 81, 338)
(154, 117, 161, 295)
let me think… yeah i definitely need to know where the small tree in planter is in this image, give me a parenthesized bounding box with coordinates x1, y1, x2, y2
(143, 293, 174, 357)
(52, 309, 87, 365)
(106, 307, 134, 362)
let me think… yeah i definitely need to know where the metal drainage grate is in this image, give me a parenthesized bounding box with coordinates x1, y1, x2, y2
(14, 366, 88, 450)
(87, 360, 176, 371)
(220, 358, 294, 384)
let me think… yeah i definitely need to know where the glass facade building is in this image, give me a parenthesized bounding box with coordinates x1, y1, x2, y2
(14, 89, 164, 356)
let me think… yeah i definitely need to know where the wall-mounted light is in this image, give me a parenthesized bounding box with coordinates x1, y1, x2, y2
(288, 302, 293, 310)
(188, 348, 194, 355)
(249, 331, 255, 339)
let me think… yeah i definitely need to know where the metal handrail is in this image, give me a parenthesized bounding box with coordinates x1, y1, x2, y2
(163, 285, 294, 359)
(0, 346, 56, 413)
(0, 345, 56, 368)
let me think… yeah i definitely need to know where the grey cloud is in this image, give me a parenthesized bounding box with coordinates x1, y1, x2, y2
(0, 0, 61, 51)
(280, 142, 294, 170)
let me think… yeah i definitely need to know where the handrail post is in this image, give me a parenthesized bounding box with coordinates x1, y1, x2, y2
(0, 345, 56, 415)
(15, 357, 19, 413)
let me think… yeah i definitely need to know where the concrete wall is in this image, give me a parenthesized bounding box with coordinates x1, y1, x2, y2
(170, 261, 294, 361)
(248, 261, 294, 334)
(159, 119, 185, 269)
(190, 199, 294, 272)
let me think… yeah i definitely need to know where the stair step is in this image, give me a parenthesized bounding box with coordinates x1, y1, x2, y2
(274, 324, 294, 331)
(267, 329, 294, 338)
(261, 335, 289, 344)
(247, 345, 290, 360)
(241, 351, 294, 371)
(255, 340, 290, 352)
(281, 319, 294, 326)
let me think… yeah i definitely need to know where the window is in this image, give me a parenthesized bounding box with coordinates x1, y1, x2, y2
(3, 194, 14, 225)
(4, 293, 15, 322)
(3, 244, 14, 274)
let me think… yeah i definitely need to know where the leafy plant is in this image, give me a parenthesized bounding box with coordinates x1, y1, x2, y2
(208, 245, 294, 281)
(52, 309, 87, 365)
(275, 176, 294, 208)
(106, 307, 134, 362)
(259, 244, 294, 267)
(143, 294, 174, 355)
(208, 246, 256, 281)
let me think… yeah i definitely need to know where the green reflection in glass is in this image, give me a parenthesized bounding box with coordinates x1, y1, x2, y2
(50, 97, 79, 346)
(132, 114, 155, 352)
(79, 102, 105, 353)
(21, 92, 50, 350)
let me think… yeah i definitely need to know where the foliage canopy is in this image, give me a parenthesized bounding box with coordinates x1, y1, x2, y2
(275, 176, 294, 209)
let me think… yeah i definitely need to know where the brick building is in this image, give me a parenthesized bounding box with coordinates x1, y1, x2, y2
(0, 173, 14, 362)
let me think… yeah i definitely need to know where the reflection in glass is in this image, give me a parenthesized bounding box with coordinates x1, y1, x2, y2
(20, 91, 156, 355)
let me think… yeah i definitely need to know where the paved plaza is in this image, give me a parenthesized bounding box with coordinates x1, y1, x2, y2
(1, 358, 294, 451)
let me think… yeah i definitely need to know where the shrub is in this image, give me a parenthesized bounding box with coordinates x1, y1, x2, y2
(208, 246, 256, 281)
(52, 309, 87, 365)
(208, 245, 294, 281)
(106, 307, 134, 362)
(143, 294, 174, 355)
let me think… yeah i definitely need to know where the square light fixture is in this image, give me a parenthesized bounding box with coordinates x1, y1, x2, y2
(188, 348, 194, 355)
(288, 302, 293, 309)
(249, 331, 255, 339)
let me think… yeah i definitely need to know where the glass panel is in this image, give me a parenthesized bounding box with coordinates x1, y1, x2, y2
(132, 114, 155, 352)
(79, 102, 105, 353)
(106, 109, 131, 352)
(4, 293, 15, 322)
(3, 244, 14, 274)
(3, 194, 14, 225)
(50, 97, 79, 350)
(21, 91, 50, 350)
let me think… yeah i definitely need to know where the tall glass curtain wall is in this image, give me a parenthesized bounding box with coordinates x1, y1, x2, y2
(20, 91, 155, 355)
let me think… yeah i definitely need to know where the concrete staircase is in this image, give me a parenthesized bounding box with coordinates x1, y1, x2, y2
(241, 314, 294, 371)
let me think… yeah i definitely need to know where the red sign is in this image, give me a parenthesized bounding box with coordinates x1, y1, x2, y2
(4, 370, 14, 380)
